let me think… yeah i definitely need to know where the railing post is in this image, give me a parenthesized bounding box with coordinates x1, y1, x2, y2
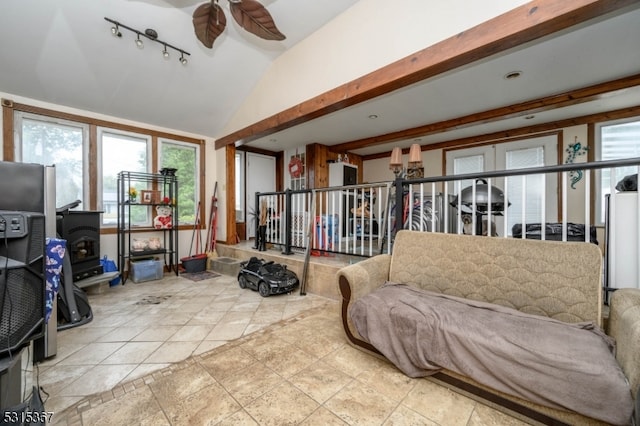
(393, 175, 405, 249)
(282, 189, 294, 255)
(253, 191, 260, 250)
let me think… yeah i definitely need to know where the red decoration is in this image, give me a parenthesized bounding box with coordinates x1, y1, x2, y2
(288, 156, 303, 179)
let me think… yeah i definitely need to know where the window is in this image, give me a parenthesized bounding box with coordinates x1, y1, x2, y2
(14, 112, 88, 208)
(8, 102, 204, 230)
(446, 134, 558, 235)
(160, 139, 199, 225)
(99, 129, 151, 225)
(596, 117, 640, 222)
(235, 152, 245, 222)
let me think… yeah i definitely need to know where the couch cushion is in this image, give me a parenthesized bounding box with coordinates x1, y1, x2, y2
(389, 231, 602, 325)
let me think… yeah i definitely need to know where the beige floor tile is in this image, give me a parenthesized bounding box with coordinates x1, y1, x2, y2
(289, 361, 353, 404)
(324, 380, 399, 425)
(60, 364, 138, 396)
(95, 326, 146, 342)
(123, 363, 171, 383)
(383, 405, 438, 426)
(38, 342, 87, 366)
(300, 407, 349, 425)
(167, 324, 214, 341)
(101, 341, 163, 364)
(322, 344, 386, 378)
(467, 404, 531, 426)
(47, 396, 85, 421)
(198, 346, 257, 381)
(217, 409, 259, 425)
(244, 381, 319, 426)
(149, 363, 217, 406)
(356, 362, 417, 402)
(80, 385, 161, 426)
(193, 339, 227, 356)
(402, 379, 476, 426)
(163, 381, 242, 426)
(39, 364, 93, 396)
(144, 341, 199, 363)
(131, 326, 181, 342)
(218, 363, 283, 406)
(56, 342, 125, 366)
(206, 322, 248, 340)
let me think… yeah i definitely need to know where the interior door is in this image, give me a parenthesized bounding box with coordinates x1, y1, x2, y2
(246, 153, 276, 238)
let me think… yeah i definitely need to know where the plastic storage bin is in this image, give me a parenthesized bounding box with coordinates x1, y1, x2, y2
(130, 259, 164, 283)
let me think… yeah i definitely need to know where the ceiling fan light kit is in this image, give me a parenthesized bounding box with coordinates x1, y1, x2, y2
(192, 0, 286, 49)
(104, 17, 190, 65)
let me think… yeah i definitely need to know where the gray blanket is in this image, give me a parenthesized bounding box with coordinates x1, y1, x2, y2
(349, 282, 633, 425)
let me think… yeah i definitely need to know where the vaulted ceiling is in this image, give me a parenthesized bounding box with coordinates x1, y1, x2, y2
(1, 0, 639, 160)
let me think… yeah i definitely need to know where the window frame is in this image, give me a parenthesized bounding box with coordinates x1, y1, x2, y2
(595, 115, 640, 224)
(159, 138, 201, 225)
(13, 111, 91, 208)
(3, 100, 205, 232)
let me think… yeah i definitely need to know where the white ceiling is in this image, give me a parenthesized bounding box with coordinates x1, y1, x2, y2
(1, 1, 639, 158)
(0, 0, 359, 137)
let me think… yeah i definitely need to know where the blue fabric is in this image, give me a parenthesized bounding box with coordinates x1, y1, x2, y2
(45, 238, 66, 324)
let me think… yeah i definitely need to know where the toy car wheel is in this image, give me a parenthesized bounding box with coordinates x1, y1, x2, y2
(258, 281, 270, 297)
(238, 275, 248, 289)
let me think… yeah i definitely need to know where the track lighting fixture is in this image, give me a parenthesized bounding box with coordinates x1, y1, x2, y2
(104, 17, 190, 65)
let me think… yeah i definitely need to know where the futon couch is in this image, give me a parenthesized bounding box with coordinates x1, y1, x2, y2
(338, 230, 640, 425)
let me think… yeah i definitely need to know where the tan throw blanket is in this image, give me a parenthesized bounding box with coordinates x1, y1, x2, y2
(349, 282, 633, 425)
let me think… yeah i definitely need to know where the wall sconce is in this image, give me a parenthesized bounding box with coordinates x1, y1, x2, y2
(104, 17, 191, 65)
(389, 143, 423, 178)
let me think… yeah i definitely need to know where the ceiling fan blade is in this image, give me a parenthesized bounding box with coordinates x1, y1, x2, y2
(192, 2, 227, 48)
(229, 0, 286, 41)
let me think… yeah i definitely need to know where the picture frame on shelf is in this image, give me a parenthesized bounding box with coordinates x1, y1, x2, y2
(140, 190, 160, 204)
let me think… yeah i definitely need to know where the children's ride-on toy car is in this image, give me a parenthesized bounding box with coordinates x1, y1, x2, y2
(238, 257, 299, 297)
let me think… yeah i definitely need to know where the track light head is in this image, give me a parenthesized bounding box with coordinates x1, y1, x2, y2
(105, 17, 189, 66)
(111, 25, 121, 37)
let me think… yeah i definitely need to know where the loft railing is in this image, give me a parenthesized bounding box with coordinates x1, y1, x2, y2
(253, 157, 640, 299)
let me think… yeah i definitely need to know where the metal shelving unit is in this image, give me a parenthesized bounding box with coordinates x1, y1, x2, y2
(117, 171, 179, 284)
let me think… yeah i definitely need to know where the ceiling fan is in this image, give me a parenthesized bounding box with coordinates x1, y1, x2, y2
(192, 0, 285, 48)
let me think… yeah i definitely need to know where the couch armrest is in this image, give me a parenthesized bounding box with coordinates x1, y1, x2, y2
(608, 288, 640, 400)
(337, 254, 391, 302)
(337, 254, 391, 352)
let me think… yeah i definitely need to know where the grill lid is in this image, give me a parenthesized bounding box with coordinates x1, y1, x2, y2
(451, 179, 509, 215)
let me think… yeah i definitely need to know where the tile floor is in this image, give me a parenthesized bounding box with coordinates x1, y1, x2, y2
(38, 272, 525, 425)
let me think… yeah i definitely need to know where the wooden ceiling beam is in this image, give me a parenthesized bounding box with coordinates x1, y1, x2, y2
(333, 73, 640, 152)
(362, 104, 640, 161)
(214, 0, 637, 151)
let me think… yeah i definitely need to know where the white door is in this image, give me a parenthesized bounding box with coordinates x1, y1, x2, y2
(246, 153, 276, 238)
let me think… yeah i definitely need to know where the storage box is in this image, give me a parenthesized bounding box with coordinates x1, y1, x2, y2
(181, 254, 207, 273)
(130, 259, 164, 283)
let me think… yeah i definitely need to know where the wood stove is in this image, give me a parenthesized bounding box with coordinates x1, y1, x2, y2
(56, 211, 103, 281)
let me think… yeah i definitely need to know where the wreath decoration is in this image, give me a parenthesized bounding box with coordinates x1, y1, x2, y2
(288, 156, 303, 179)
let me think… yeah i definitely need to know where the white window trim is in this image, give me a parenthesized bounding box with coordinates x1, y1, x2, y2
(595, 116, 640, 224)
(159, 138, 201, 225)
(14, 111, 90, 206)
